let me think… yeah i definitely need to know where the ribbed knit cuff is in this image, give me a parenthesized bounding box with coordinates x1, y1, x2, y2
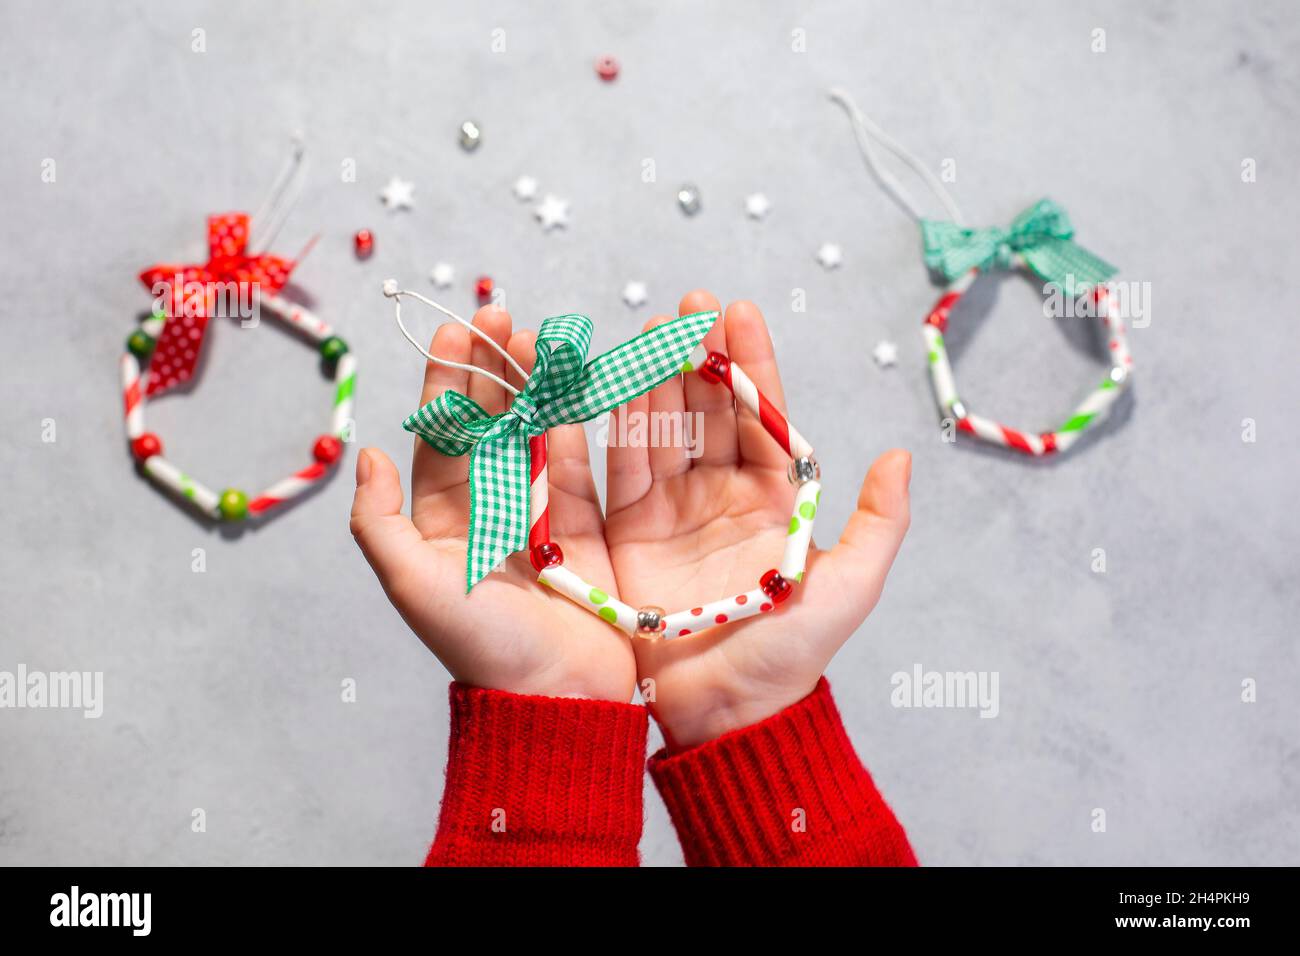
(649, 677, 918, 867)
(425, 683, 649, 867)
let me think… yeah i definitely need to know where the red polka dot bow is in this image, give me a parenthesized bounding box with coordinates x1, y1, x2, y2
(138, 213, 295, 396)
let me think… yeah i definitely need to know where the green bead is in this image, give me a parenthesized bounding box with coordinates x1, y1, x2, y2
(127, 330, 155, 357)
(319, 336, 349, 361)
(218, 489, 249, 521)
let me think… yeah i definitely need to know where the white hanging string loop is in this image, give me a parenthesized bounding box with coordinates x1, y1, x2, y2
(827, 88, 966, 227)
(249, 133, 306, 254)
(382, 281, 526, 396)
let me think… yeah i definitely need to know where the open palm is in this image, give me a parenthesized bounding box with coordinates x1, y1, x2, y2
(605, 291, 911, 748)
(350, 308, 635, 703)
(352, 292, 910, 742)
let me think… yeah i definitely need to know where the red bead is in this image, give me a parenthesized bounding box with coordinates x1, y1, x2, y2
(697, 350, 730, 385)
(529, 541, 564, 572)
(131, 432, 162, 461)
(759, 569, 793, 604)
(475, 276, 494, 303)
(313, 434, 344, 465)
(595, 55, 620, 81)
(715, 614, 728, 624)
(353, 229, 374, 259)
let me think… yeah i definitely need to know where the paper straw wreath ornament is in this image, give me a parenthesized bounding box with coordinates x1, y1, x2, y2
(385, 283, 820, 640)
(830, 89, 1134, 456)
(122, 151, 356, 521)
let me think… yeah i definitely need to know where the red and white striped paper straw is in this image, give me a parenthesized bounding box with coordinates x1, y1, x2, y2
(121, 354, 144, 439)
(262, 295, 334, 343)
(247, 461, 330, 516)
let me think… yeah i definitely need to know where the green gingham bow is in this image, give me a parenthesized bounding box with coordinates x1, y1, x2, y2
(405, 310, 717, 591)
(921, 198, 1116, 298)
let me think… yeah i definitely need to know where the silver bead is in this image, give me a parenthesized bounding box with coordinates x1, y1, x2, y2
(1108, 366, 1128, 386)
(459, 120, 482, 151)
(635, 606, 667, 639)
(787, 456, 820, 485)
(948, 399, 968, 421)
(676, 183, 701, 216)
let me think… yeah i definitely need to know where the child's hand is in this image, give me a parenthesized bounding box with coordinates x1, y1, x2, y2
(350, 306, 636, 703)
(606, 291, 911, 749)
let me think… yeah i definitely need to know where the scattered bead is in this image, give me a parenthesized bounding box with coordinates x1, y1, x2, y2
(218, 488, 249, 522)
(787, 456, 821, 485)
(459, 120, 482, 151)
(529, 541, 564, 572)
(760, 569, 793, 604)
(319, 336, 349, 361)
(635, 606, 667, 639)
(131, 432, 162, 462)
(595, 55, 620, 81)
(127, 330, 155, 358)
(677, 183, 702, 216)
(475, 276, 494, 303)
(313, 435, 344, 465)
(697, 350, 730, 385)
(353, 229, 374, 259)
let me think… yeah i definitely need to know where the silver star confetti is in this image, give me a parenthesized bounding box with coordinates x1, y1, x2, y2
(429, 262, 455, 288)
(745, 193, 771, 219)
(380, 177, 415, 212)
(872, 340, 899, 368)
(535, 194, 570, 231)
(622, 281, 648, 308)
(513, 175, 538, 201)
(816, 242, 843, 269)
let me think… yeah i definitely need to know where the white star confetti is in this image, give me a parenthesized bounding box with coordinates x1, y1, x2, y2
(513, 175, 538, 201)
(872, 340, 899, 368)
(816, 242, 842, 270)
(622, 281, 648, 308)
(745, 193, 771, 219)
(535, 194, 570, 231)
(429, 262, 455, 288)
(380, 177, 415, 211)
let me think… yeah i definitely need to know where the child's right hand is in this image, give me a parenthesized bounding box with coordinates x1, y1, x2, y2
(349, 306, 637, 704)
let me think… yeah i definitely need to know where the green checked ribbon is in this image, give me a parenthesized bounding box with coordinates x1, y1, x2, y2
(921, 198, 1116, 298)
(404, 310, 718, 591)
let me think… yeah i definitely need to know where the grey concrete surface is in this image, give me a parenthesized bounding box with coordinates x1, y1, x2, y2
(1, 0, 1297, 866)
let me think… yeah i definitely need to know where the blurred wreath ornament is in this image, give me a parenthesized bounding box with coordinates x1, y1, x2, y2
(384, 282, 822, 640)
(121, 144, 357, 521)
(830, 88, 1134, 456)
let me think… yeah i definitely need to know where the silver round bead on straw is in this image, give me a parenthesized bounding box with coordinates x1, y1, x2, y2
(635, 606, 667, 638)
(787, 455, 820, 486)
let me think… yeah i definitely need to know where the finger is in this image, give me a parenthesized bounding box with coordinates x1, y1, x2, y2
(643, 313, 691, 480)
(606, 392, 651, 512)
(722, 300, 791, 472)
(467, 305, 514, 416)
(823, 449, 912, 618)
(411, 322, 472, 510)
(351, 447, 425, 600)
(507, 330, 602, 514)
(679, 289, 738, 468)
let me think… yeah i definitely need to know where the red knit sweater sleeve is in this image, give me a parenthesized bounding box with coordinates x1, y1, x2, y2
(424, 682, 648, 867)
(648, 677, 918, 866)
